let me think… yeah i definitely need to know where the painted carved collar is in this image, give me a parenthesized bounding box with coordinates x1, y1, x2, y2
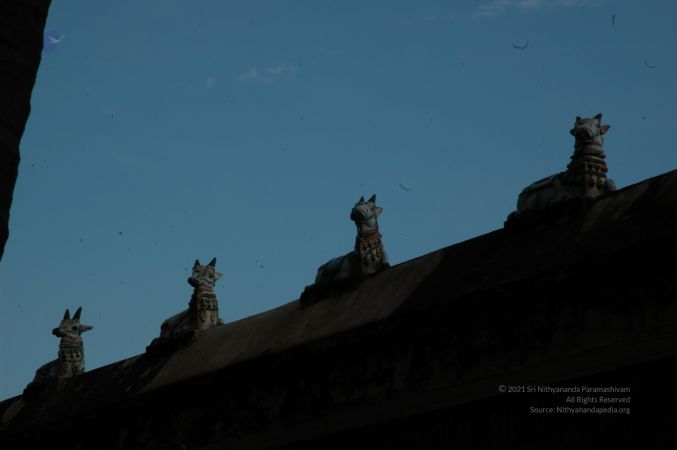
(357, 223, 380, 238)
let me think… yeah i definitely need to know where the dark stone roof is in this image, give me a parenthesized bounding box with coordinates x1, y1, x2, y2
(2, 168, 676, 449)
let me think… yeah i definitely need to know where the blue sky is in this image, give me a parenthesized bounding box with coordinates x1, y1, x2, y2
(1, 0, 676, 400)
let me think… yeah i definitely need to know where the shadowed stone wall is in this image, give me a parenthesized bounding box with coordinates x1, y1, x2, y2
(0, 0, 52, 260)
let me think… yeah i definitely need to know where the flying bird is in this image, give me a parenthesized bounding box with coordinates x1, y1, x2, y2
(512, 41, 529, 50)
(643, 59, 655, 69)
(43, 31, 65, 53)
(48, 34, 65, 44)
(611, 14, 616, 27)
(398, 183, 412, 192)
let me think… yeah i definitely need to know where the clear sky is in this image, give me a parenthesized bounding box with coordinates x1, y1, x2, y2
(1, 0, 676, 400)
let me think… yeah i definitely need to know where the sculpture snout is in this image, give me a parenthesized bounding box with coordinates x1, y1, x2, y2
(350, 209, 367, 223)
(574, 126, 593, 139)
(188, 276, 208, 287)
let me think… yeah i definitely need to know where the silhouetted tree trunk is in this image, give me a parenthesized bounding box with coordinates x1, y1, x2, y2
(0, 0, 52, 260)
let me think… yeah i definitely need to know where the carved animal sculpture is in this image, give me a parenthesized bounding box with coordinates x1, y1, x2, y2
(31, 307, 93, 385)
(314, 195, 389, 286)
(157, 258, 223, 342)
(517, 113, 616, 213)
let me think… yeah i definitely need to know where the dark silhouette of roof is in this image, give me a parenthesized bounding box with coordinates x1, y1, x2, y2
(1, 168, 677, 449)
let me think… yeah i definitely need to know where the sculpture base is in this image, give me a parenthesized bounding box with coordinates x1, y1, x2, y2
(299, 264, 390, 308)
(145, 332, 195, 356)
(505, 197, 591, 230)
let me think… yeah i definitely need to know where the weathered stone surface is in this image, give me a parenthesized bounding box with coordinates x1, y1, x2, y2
(311, 195, 389, 289)
(149, 258, 223, 349)
(1, 169, 676, 449)
(0, 0, 52, 260)
(514, 114, 616, 217)
(27, 307, 93, 391)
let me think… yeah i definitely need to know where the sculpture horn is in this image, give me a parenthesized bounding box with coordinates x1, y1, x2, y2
(208, 257, 217, 267)
(73, 307, 82, 320)
(63, 309, 70, 320)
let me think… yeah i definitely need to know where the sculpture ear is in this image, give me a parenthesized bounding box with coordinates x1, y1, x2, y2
(214, 271, 223, 280)
(600, 124, 610, 134)
(375, 207, 383, 216)
(575, 116, 582, 122)
(359, 196, 365, 202)
(73, 307, 82, 320)
(63, 309, 71, 320)
(194, 259, 200, 267)
(80, 324, 93, 333)
(594, 113, 603, 122)
(208, 257, 217, 267)
(368, 194, 376, 203)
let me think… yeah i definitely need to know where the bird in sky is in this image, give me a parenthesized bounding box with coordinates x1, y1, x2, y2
(398, 183, 412, 192)
(512, 41, 529, 50)
(611, 14, 616, 27)
(48, 34, 65, 44)
(643, 59, 655, 69)
(43, 31, 65, 53)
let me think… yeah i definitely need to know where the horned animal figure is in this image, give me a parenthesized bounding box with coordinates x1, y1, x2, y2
(516, 113, 617, 213)
(155, 257, 223, 343)
(30, 307, 93, 385)
(314, 194, 389, 286)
